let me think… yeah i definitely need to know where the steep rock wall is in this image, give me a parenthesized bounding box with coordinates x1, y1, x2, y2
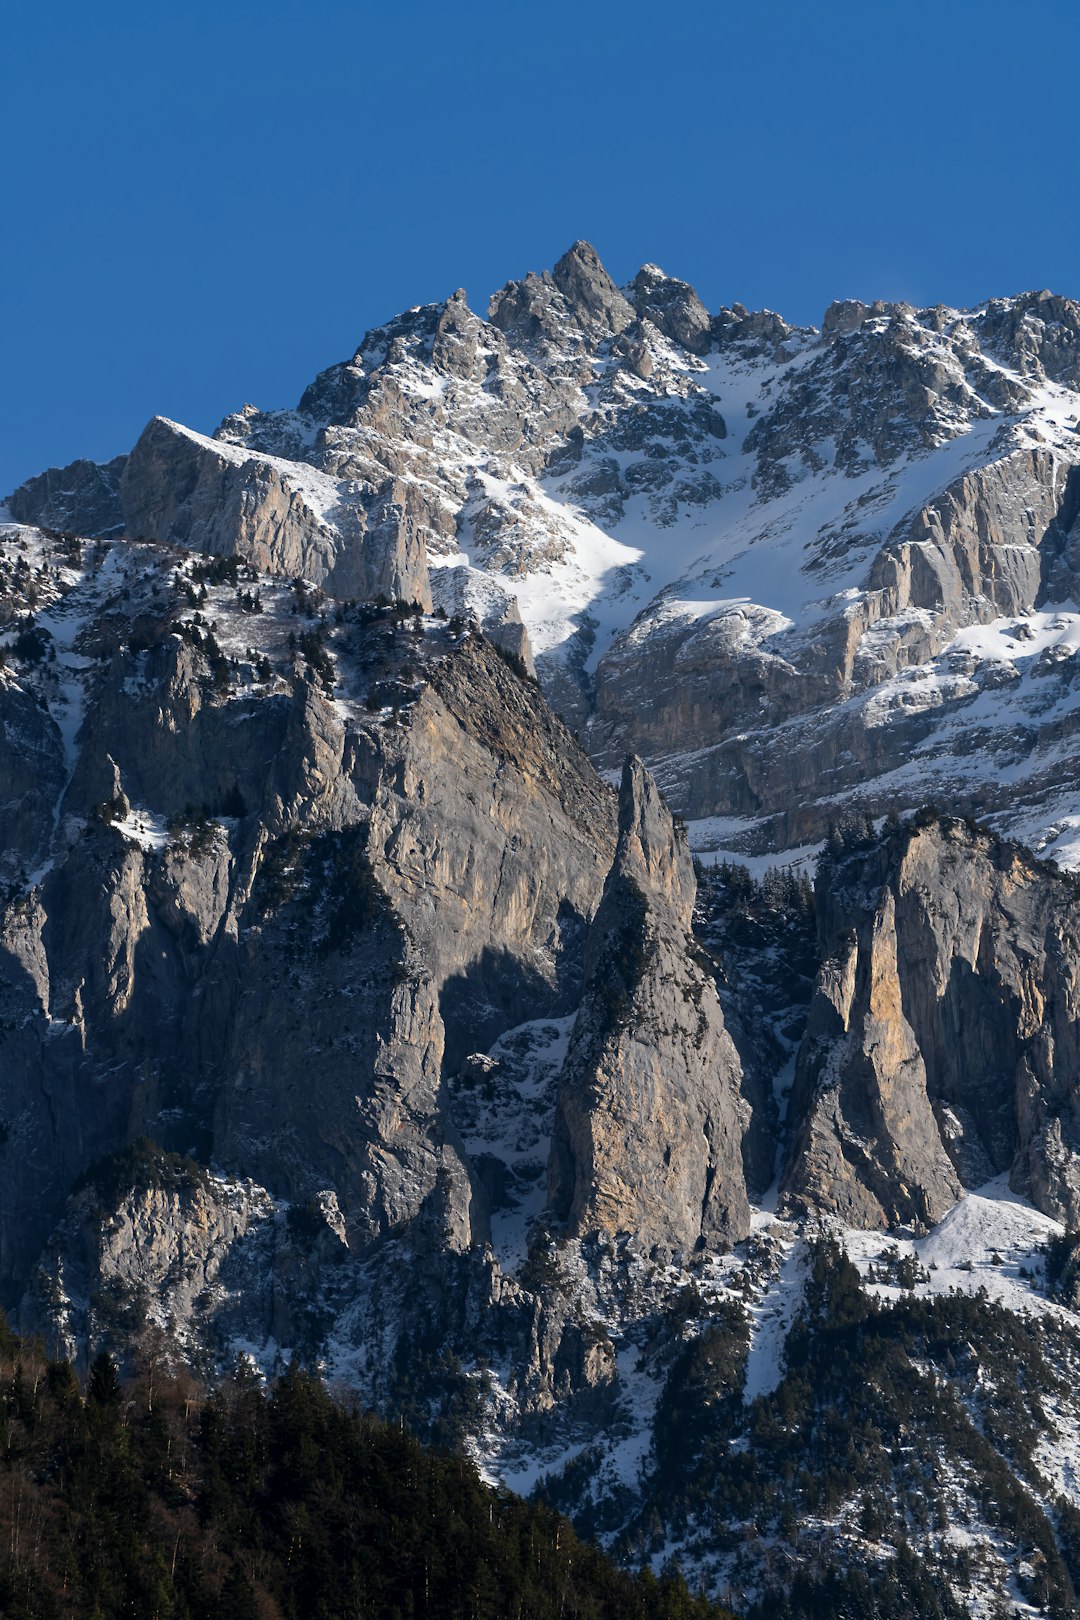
(785, 818, 1080, 1228)
(549, 758, 751, 1258)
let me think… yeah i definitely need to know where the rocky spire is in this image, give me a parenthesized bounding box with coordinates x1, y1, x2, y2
(550, 240, 634, 338)
(613, 752, 697, 925)
(548, 757, 751, 1260)
(628, 263, 712, 354)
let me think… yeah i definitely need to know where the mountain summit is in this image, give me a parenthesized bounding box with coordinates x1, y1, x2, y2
(14, 243, 1080, 866)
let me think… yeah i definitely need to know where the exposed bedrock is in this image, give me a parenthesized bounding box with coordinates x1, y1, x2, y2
(120, 416, 432, 607)
(784, 817, 1080, 1228)
(549, 757, 751, 1260)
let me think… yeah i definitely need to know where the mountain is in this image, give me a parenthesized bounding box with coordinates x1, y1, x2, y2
(13, 243, 1080, 867)
(6, 243, 1080, 1616)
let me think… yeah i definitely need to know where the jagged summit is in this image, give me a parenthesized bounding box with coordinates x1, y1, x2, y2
(11, 243, 1080, 876)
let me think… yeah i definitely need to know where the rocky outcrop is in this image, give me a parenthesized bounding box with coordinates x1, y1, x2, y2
(8, 455, 127, 535)
(549, 758, 751, 1259)
(629, 264, 713, 354)
(785, 817, 1080, 1228)
(429, 565, 536, 674)
(590, 441, 1080, 846)
(489, 240, 633, 352)
(977, 289, 1080, 387)
(11, 247, 1080, 881)
(745, 302, 1025, 483)
(860, 446, 1078, 644)
(0, 677, 66, 880)
(783, 877, 962, 1229)
(0, 531, 620, 1304)
(19, 1159, 276, 1364)
(121, 417, 431, 606)
(550, 240, 634, 339)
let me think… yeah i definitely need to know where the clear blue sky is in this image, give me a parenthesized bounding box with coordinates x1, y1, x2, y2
(4, 0, 1079, 494)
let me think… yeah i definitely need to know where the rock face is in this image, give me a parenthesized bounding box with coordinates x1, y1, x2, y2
(549, 758, 751, 1258)
(9, 250, 1080, 1270)
(21, 1160, 277, 1365)
(0, 525, 619, 1309)
(121, 417, 431, 607)
(629, 263, 712, 354)
(8, 454, 127, 535)
(0, 681, 66, 877)
(14, 247, 1080, 1616)
(549, 240, 635, 338)
(786, 816, 1080, 1228)
(589, 441, 1080, 850)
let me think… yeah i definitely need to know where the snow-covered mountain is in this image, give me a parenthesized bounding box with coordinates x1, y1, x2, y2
(9, 245, 1080, 1617)
(15, 242, 1080, 873)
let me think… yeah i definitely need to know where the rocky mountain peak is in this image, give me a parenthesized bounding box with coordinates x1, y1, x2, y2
(628, 262, 713, 353)
(614, 753, 696, 928)
(12, 238, 1080, 1616)
(977, 287, 1080, 386)
(13, 242, 1080, 883)
(549, 239, 634, 337)
(820, 296, 873, 337)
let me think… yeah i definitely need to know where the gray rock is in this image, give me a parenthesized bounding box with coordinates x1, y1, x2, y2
(550, 241, 634, 339)
(785, 817, 1080, 1228)
(821, 299, 873, 339)
(121, 416, 431, 605)
(0, 541, 619, 1308)
(628, 264, 713, 354)
(8, 456, 127, 536)
(549, 758, 750, 1259)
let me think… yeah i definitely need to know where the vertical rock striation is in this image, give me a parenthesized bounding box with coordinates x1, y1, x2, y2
(785, 817, 1080, 1228)
(549, 757, 751, 1258)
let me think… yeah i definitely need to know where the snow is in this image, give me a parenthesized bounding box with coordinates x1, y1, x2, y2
(494, 1435, 589, 1499)
(741, 1233, 806, 1404)
(1035, 1395, 1080, 1506)
(602, 1342, 664, 1486)
(688, 817, 823, 877)
(453, 1015, 574, 1273)
(1036, 815, 1080, 868)
(948, 606, 1080, 665)
(114, 806, 171, 852)
(149, 284, 1080, 916)
(449, 468, 643, 663)
(160, 417, 361, 532)
(562, 353, 1007, 670)
(840, 1175, 1063, 1319)
(2, 536, 128, 883)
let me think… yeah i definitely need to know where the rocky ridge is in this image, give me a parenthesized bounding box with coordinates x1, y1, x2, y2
(13, 249, 1080, 868)
(3, 512, 1080, 1612)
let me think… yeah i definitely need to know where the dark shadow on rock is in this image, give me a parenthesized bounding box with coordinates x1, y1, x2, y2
(898, 941, 1021, 1184)
(439, 900, 588, 1075)
(1036, 461, 1080, 607)
(440, 946, 563, 1075)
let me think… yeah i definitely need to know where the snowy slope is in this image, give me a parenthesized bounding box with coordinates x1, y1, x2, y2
(187, 257, 1080, 867)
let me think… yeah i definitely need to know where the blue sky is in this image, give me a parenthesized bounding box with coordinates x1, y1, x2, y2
(3, 0, 1079, 493)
